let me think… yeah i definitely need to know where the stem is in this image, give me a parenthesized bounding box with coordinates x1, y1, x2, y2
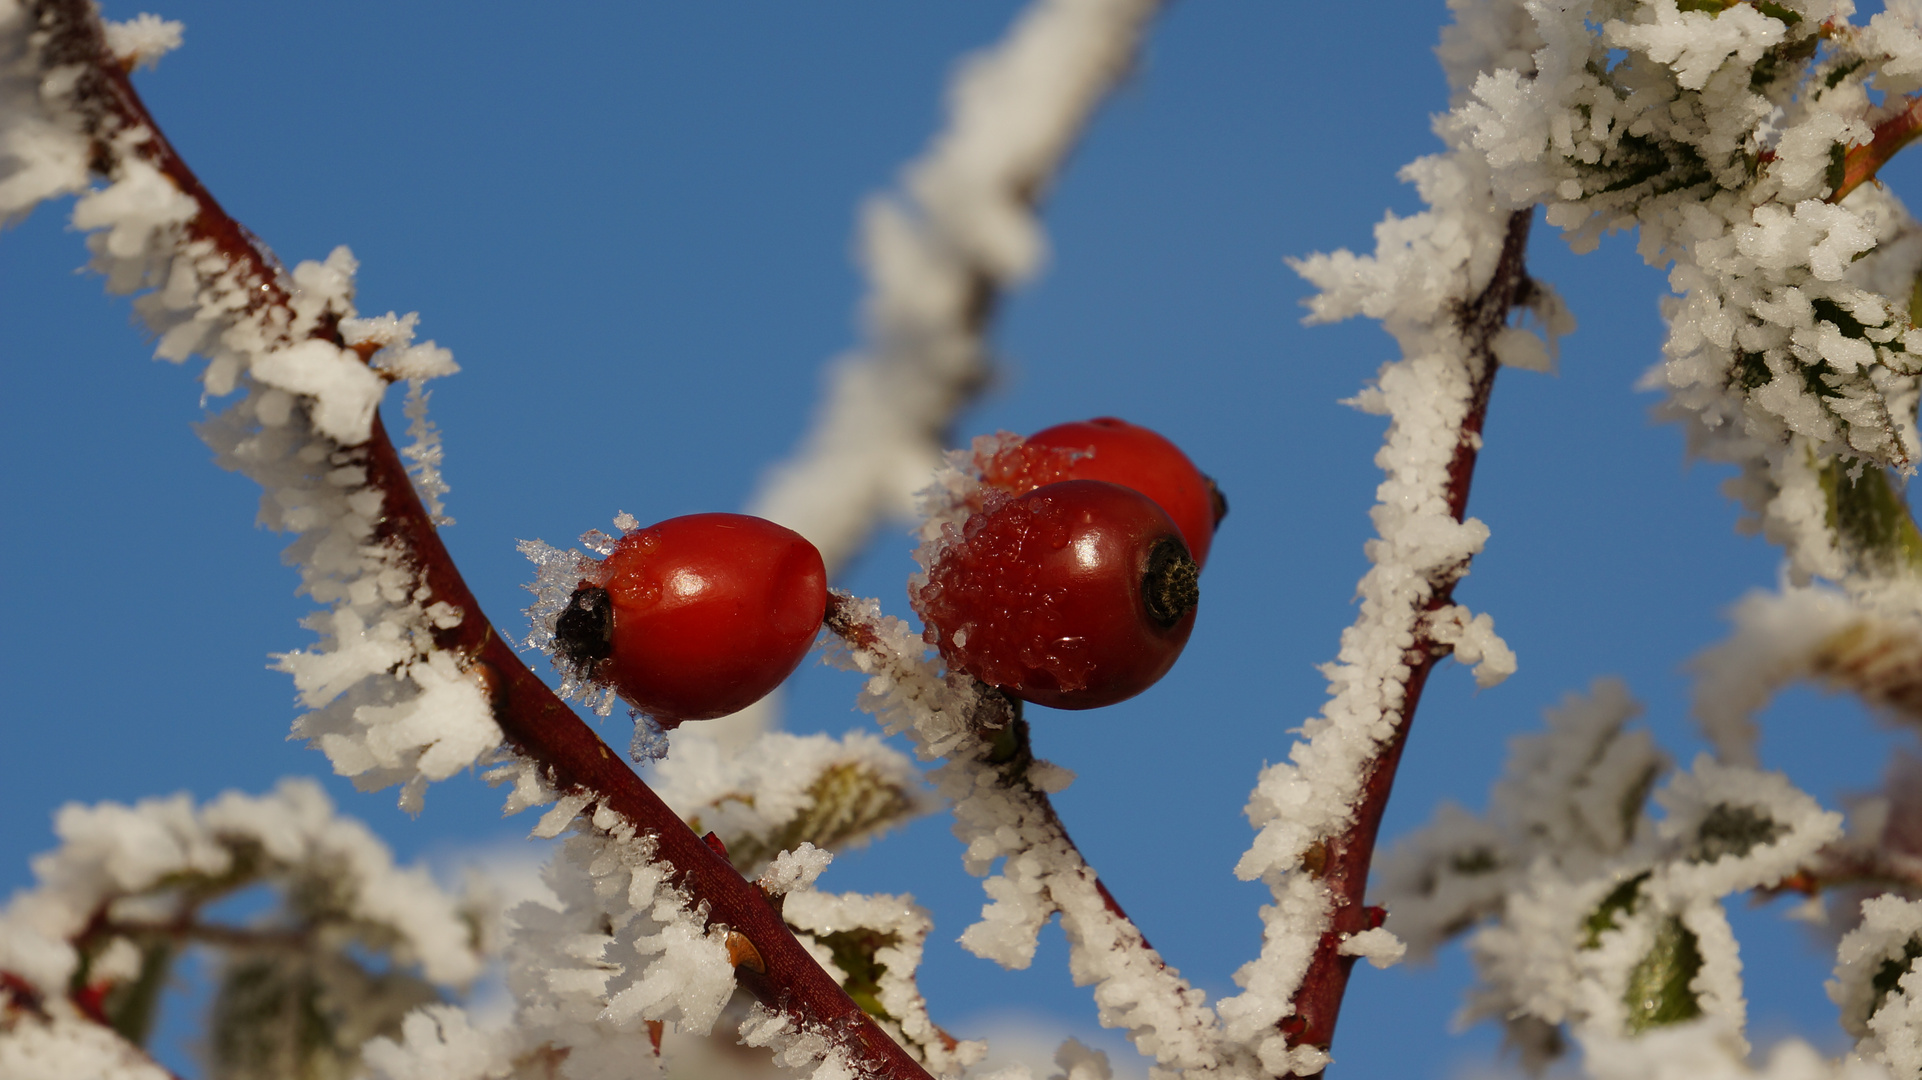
(1282, 209, 1535, 1069)
(823, 597, 1241, 1074)
(32, 4, 935, 1076)
(1833, 94, 1922, 203)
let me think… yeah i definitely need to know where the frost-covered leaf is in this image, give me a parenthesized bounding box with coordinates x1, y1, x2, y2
(652, 730, 933, 877)
(208, 953, 439, 1080)
(94, 938, 172, 1047)
(1822, 459, 1922, 575)
(0, 781, 487, 1080)
(782, 889, 985, 1076)
(712, 761, 923, 876)
(1378, 680, 1666, 958)
(1833, 895, 1922, 1076)
(1623, 916, 1706, 1034)
(1585, 872, 1653, 950)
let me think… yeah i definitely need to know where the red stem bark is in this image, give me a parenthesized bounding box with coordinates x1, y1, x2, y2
(31, 3, 935, 1076)
(1282, 209, 1535, 1072)
(1834, 94, 1922, 204)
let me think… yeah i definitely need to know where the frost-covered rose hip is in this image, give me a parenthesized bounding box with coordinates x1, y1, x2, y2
(984, 417, 1226, 567)
(555, 513, 827, 725)
(916, 479, 1199, 710)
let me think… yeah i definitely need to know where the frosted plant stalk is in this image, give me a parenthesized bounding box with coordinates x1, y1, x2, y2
(1226, 145, 1538, 1080)
(749, 0, 1162, 576)
(825, 581, 1253, 1078)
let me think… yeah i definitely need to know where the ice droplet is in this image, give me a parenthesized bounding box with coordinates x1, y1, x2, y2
(630, 712, 670, 763)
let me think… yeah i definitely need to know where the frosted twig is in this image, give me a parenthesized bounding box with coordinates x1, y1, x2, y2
(1834, 93, 1922, 204)
(823, 595, 1247, 1076)
(8, 5, 938, 1076)
(1222, 208, 1535, 1077)
(1284, 208, 1533, 1063)
(749, 0, 1162, 574)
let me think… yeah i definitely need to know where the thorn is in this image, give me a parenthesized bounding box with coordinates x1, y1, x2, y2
(467, 659, 502, 707)
(646, 1019, 664, 1056)
(1774, 869, 1819, 896)
(702, 832, 730, 861)
(1363, 905, 1387, 930)
(726, 931, 765, 974)
(1301, 841, 1329, 879)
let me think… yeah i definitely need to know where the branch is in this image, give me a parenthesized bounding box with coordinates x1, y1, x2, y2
(27, 4, 934, 1076)
(972, 713, 1252, 1075)
(749, 0, 1162, 575)
(1832, 93, 1922, 204)
(824, 594, 1245, 1075)
(1278, 209, 1535, 1072)
(1764, 849, 1922, 900)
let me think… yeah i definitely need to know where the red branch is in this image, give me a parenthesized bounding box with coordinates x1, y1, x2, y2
(1281, 209, 1536, 1072)
(31, 3, 935, 1076)
(1834, 93, 1922, 204)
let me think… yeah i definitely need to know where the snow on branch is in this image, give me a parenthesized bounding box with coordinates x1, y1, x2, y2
(749, 0, 1161, 576)
(0, 5, 946, 1077)
(4, 0, 489, 815)
(823, 590, 1250, 1077)
(1225, 176, 1536, 1074)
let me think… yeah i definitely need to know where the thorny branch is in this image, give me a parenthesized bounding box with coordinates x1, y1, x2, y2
(30, 3, 938, 1076)
(1833, 93, 1922, 204)
(1281, 209, 1537, 1071)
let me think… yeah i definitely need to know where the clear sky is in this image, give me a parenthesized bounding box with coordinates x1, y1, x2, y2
(3, 3, 1915, 1076)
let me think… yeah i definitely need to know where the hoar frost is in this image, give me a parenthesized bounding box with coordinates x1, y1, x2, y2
(1, 3, 489, 814)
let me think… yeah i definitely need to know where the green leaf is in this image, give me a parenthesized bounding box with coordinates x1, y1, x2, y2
(208, 953, 438, 1080)
(1821, 458, 1922, 573)
(1450, 848, 1500, 875)
(1801, 358, 1846, 400)
(1812, 297, 1873, 340)
(1732, 351, 1772, 391)
(1870, 937, 1922, 1022)
(699, 761, 924, 874)
(1623, 917, 1705, 1033)
(1620, 762, 1662, 844)
(1689, 803, 1786, 863)
(815, 927, 899, 1022)
(102, 939, 174, 1047)
(1583, 872, 1651, 949)
(1751, 34, 1819, 91)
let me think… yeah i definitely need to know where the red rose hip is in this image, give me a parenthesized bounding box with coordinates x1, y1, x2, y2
(555, 513, 827, 724)
(984, 417, 1226, 567)
(916, 479, 1199, 710)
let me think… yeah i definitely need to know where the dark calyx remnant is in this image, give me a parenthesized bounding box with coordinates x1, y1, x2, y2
(556, 584, 614, 669)
(1205, 474, 1229, 528)
(1142, 537, 1200, 628)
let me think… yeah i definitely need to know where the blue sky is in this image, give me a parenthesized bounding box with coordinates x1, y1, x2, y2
(3, 3, 1915, 1076)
